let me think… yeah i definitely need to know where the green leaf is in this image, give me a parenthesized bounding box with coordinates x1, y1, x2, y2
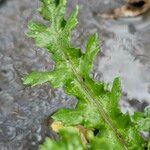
(108, 78, 131, 128)
(132, 107, 150, 132)
(23, 71, 52, 87)
(79, 33, 100, 77)
(63, 6, 79, 41)
(90, 137, 121, 150)
(24, 0, 148, 149)
(52, 100, 102, 129)
(27, 21, 47, 38)
(23, 69, 70, 88)
(39, 0, 67, 22)
(39, 128, 84, 150)
(126, 127, 146, 149)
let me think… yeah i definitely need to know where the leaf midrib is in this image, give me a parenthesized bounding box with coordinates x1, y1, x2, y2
(56, 38, 129, 149)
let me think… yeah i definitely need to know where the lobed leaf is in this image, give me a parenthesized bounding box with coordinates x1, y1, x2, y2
(24, 0, 149, 149)
(52, 100, 102, 129)
(79, 33, 100, 77)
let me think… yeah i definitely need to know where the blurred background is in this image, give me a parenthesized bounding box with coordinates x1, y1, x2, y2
(0, 0, 150, 149)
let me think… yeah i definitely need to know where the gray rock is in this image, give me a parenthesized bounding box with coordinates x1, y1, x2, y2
(0, 0, 149, 149)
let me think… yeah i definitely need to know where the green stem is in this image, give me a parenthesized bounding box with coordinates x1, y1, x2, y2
(60, 45, 128, 150)
(52, 22, 128, 148)
(71, 62, 128, 150)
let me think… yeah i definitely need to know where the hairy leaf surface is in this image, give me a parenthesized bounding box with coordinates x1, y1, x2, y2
(23, 0, 149, 149)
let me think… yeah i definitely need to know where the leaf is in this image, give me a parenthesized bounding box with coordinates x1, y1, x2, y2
(52, 100, 102, 129)
(39, 128, 84, 150)
(108, 78, 131, 128)
(23, 71, 52, 87)
(24, 0, 148, 149)
(23, 68, 69, 88)
(79, 33, 100, 77)
(126, 127, 146, 149)
(132, 107, 150, 132)
(90, 137, 121, 150)
(63, 6, 79, 42)
(27, 21, 46, 38)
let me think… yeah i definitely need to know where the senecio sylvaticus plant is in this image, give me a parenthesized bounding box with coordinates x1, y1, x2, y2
(23, 0, 150, 149)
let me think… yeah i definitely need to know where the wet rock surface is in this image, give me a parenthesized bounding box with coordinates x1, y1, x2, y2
(0, 0, 149, 149)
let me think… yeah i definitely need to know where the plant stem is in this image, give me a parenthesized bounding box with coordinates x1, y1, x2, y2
(61, 45, 129, 150)
(72, 63, 128, 150)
